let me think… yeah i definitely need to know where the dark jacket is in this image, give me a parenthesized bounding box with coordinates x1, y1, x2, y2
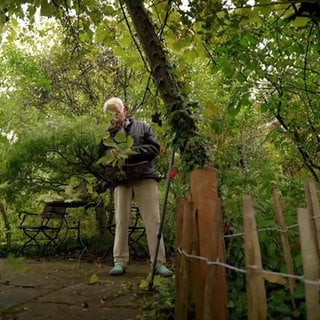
(98, 119, 160, 186)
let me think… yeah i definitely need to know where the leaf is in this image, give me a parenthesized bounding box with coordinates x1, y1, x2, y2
(292, 17, 310, 28)
(184, 47, 201, 63)
(88, 273, 100, 285)
(40, 1, 55, 17)
(294, 254, 303, 268)
(114, 131, 127, 143)
(267, 241, 277, 256)
(117, 143, 131, 152)
(260, 102, 269, 113)
(205, 101, 219, 115)
(126, 135, 134, 148)
(119, 33, 133, 48)
(96, 153, 114, 165)
(228, 100, 241, 117)
(127, 149, 138, 156)
(170, 37, 192, 51)
(239, 93, 250, 108)
(263, 273, 287, 286)
(102, 137, 116, 148)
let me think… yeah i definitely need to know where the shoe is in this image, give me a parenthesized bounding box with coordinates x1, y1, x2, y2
(109, 263, 125, 276)
(155, 263, 174, 277)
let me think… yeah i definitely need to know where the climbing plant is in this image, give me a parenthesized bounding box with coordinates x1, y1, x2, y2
(0, 2, 319, 317)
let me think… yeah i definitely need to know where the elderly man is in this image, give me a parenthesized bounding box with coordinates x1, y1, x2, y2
(99, 97, 173, 277)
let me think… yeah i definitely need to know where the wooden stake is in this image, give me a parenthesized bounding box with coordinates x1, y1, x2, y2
(272, 190, 296, 299)
(304, 179, 320, 255)
(203, 198, 228, 320)
(175, 196, 185, 320)
(190, 168, 228, 320)
(175, 196, 185, 247)
(175, 198, 194, 319)
(297, 208, 320, 320)
(190, 207, 202, 319)
(243, 194, 267, 320)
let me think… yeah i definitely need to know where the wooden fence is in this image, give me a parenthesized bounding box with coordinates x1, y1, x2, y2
(175, 168, 320, 320)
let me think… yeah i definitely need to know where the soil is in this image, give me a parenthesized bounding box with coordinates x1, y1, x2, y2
(0, 257, 159, 320)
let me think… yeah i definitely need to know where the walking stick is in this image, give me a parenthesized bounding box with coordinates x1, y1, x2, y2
(149, 148, 175, 290)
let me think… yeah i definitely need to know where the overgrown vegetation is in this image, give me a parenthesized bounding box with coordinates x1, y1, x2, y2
(137, 274, 176, 320)
(0, 1, 319, 318)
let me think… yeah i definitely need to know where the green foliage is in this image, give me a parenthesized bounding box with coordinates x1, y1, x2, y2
(1, 2, 319, 317)
(179, 134, 213, 172)
(227, 273, 247, 319)
(267, 287, 305, 319)
(138, 275, 176, 320)
(3, 47, 51, 90)
(0, 115, 105, 206)
(3, 254, 29, 272)
(228, 274, 306, 319)
(97, 131, 137, 169)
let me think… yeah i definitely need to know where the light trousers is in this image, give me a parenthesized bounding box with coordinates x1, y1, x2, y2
(113, 178, 166, 265)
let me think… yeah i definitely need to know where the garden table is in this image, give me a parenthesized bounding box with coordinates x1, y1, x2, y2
(17, 199, 100, 258)
(43, 199, 100, 258)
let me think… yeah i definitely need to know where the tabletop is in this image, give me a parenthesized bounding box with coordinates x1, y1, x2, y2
(44, 199, 100, 209)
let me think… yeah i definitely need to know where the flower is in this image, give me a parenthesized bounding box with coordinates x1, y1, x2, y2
(224, 223, 232, 234)
(169, 168, 178, 180)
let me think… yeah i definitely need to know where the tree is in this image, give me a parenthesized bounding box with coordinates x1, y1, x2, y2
(1, 0, 320, 188)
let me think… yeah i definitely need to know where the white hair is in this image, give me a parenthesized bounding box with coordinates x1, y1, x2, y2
(103, 97, 125, 113)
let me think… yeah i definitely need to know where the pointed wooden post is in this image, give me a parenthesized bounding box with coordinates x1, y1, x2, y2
(176, 197, 185, 247)
(190, 204, 201, 319)
(297, 208, 320, 320)
(175, 196, 185, 320)
(243, 195, 267, 320)
(190, 168, 227, 320)
(272, 190, 296, 300)
(175, 197, 194, 320)
(304, 179, 320, 255)
(203, 198, 228, 319)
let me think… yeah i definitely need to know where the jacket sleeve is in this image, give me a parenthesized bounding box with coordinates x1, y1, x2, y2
(129, 123, 160, 163)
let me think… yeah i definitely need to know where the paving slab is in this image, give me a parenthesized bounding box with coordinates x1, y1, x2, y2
(0, 258, 153, 320)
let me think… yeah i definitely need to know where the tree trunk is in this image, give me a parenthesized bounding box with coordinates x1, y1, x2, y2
(0, 202, 11, 244)
(124, 0, 197, 149)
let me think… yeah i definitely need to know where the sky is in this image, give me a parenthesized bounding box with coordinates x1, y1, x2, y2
(181, 0, 256, 11)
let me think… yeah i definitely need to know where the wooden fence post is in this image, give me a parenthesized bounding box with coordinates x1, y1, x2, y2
(297, 208, 320, 320)
(190, 204, 201, 319)
(175, 197, 195, 320)
(176, 196, 185, 248)
(304, 179, 320, 255)
(203, 198, 228, 320)
(190, 168, 227, 320)
(272, 190, 296, 300)
(243, 194, 267, 320)
(175, 196, 185, 320)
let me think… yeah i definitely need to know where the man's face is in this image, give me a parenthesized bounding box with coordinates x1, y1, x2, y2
(109, 104, 127, 128)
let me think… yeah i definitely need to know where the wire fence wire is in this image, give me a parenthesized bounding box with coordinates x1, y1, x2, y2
(176, 219, 320, 286)
(177, 248, 320, 286)
(223, 223, 299, 238)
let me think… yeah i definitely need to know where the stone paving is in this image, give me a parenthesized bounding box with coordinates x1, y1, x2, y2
(0, 258, 153, 320)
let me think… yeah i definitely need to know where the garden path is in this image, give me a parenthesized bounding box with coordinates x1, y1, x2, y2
(0, 257, 154, 320)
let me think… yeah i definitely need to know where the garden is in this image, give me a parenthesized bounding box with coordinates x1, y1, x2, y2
(1, 1, 320, 319)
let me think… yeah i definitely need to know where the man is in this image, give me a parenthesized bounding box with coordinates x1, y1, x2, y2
(99, 97, 173, 277)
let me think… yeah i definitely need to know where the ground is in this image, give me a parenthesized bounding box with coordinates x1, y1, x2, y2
(0, 257, 164, 320)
